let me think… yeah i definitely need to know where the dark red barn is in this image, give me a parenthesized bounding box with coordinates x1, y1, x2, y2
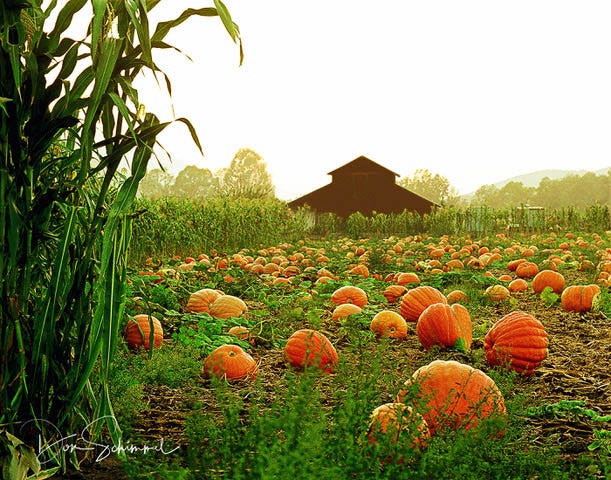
(288, 156, 438, 217)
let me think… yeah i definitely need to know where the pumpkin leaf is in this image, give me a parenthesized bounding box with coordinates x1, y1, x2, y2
(453, 337, 469, 354)
(539, 286, 559, 307)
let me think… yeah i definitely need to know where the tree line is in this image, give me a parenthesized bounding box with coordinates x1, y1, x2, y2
(140, 150, 609, 209)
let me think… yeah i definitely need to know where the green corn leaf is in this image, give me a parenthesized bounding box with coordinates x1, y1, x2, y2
(48, 0, 87, 42)
(213, 0, 237, 42)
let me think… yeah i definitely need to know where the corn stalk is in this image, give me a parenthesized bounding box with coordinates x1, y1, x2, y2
(0, 0, 240, 469)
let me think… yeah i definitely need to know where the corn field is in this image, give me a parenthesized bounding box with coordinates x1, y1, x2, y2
(129, 199, 610, 262)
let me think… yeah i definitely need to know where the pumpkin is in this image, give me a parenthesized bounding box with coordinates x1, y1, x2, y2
(483, 311, 548, 375)
(532, 270, 565, 294)
(370, 310, 408, 339)
(396, 360, 506, 435)
(416, 303, 472, 351)
(203, 344, 258, 381)
(383, 285, 408, 304)
(124, 314, 163, 350)
(228, 325, 254, 344)
(515, 261, 539, 279)
(331, 303, 362, 321)
(508, 278, 529, 292)
(560, 284, 601, 312)
(484, 284, 510, 302)
(283, 329, 338, 373)
(186, 288, 224, 313)
(446, 289, 468, 304)
(396, 272, 421, 286)
(330, 285, 368, 308)
(399, 286, 447, 322)
(209, 295, 248, 319)
(507, 258, 527, 271)
(367, 403, 430, 454)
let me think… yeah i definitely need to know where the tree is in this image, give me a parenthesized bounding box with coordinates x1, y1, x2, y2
(0, 0, 241, 468)
(173, 165, 219, 198)
(398, 169, 456, 205)
(221, 148, 276, 198)
(139, 168, 175, 199)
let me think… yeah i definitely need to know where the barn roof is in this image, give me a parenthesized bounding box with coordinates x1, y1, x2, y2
(327, 155, 399, 177)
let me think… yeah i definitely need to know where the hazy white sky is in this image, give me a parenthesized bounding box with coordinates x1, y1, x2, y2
(134, 1, 611, 200)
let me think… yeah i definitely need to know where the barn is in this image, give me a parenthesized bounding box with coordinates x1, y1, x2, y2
(287, 155, 439, 217)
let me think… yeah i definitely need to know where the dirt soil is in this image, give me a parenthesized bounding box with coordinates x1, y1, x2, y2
(57, 295, 610, 479)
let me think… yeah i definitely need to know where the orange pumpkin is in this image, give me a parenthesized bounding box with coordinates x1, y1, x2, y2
(484, 285, 510, 302)
(283, 329, 338, 373)
(209, 295, 248, 319)
(124, 314, 163, 350)
(416, 303, 472, 351)
(203, 344, 258, 381)
(396, 360, 506, 435)
(515, 261, 539, 279)
(399, 286, 447, 322)
(446, 290, 468, 304)
(331, 303, 362, 321)
(532, 270, 565, 294)
(228, 325, 254, 344)
(383, 285, 408, 304)
(508, 278, 529, 292)
(186, 288, 223, 313)
(367, 403, 430, 455)
(560, 284, 601, 312)
(370, 310, 409, 339)
(396, 272, 421, 286)
(330, 285, 368, 308)
(484, 311, 548, 375)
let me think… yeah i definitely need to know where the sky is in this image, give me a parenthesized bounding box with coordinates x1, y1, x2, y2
(133, 1, 611, 200)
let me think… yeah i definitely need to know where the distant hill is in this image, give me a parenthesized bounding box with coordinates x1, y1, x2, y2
(462, 167, 610, 198)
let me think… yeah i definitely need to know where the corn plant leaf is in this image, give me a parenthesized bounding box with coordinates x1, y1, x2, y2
(213, 0, 237, 42)
(48, 0, 87, 42)
(91, 0, 107, 60)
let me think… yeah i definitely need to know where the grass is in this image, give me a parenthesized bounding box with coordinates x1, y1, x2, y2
(103, 231, 611, 479)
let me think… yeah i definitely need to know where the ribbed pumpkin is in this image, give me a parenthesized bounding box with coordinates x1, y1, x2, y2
(124, 314, 163, 350)
(399, 286, 447, 322)
(484, 284, 510, 302)
(515, 261, 539, 279)
(209, 295, 248, 319)
(186, 288, 223, 313)
(560, 284, 601, 312)
(446, 289, 468, 304)
(508, 278, 529, 292)
(383, 285, 408, 304)
(283, 329, 338, 373)
(370, 310, 409, 339)
(396, 272, 421, 286)
(366, 403, 430, 453)
(484, 311, 548, 375)
(416, 303, 472, 351)
(330, 285, 368, 307)
(227, 325, 254, 344)
(331, 303, 362, 321)
(532, 270, 565, 294)
(203, 344, 258, 381)
(396, 360, 506, 435)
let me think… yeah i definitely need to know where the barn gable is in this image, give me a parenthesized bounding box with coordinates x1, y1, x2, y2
(288, 156, 438, 217)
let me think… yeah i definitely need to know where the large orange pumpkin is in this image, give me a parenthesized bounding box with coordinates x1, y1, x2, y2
(416, 303, 472, 351)
(331, 303, 362, 321)
(203, 344, 258, 381)
(532, 270, 565, 294)
(209, 295, 248, 319)
(283, 329, 338, 373)
(124, 314, 163, 350)
(484, 311, 548, 375)
(383, 285, 408, 304)
(366, 403, 430, 457)
(399, 286, 447, 322)
(515, 261, 539, 279)
(186, 288, 223, 313)
(560, 284, 601, 312)
(370, 311, 408, 339)
(396, 360, 506, 435)
(484, 284, 510, 302)
(330, 285, 368, 308)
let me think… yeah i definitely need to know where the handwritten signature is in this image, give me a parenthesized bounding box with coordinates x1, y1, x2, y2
(21, 416, 180, 464)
